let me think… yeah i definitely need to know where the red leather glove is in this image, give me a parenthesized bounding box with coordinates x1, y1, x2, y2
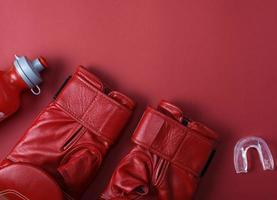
(0, 66, 135, 200)
(100, 100, 218, 200)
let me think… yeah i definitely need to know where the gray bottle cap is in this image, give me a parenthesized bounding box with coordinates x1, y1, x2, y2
(13, 55, 46, 95)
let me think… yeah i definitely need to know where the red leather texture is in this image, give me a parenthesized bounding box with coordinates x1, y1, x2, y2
(100, 101, 218, 200)
(0, 66, 135, 200)
(0, 164, 63, 200)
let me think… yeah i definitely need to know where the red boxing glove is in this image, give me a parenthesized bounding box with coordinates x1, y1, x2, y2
(100, 100, 218, 200)
(0, 66, 135, 200)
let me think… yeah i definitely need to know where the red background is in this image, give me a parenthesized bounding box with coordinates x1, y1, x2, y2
(0, 1, 277, 199)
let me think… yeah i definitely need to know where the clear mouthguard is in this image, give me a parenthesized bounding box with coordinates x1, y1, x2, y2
(234, 136, 275, 173)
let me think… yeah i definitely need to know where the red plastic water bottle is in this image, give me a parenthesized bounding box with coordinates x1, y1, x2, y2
(0, 55, 48, 122)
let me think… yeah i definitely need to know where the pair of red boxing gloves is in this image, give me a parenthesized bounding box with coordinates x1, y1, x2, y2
(0, 66, 219, 200)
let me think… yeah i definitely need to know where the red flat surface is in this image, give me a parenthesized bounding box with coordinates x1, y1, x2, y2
(0, 1, 277, 199)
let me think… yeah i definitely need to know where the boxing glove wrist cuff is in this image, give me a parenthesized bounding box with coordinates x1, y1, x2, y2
(55, 66, 134, 145)
(132, 106, 219, 176)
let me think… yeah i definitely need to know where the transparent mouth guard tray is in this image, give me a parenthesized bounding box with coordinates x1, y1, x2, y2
(234, 136, 275, 173)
